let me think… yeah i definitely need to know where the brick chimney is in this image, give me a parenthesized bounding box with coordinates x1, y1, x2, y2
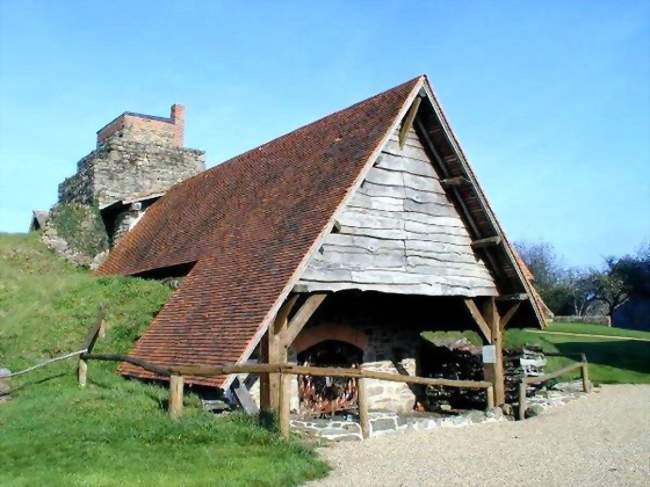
(171, 104, 185, 147)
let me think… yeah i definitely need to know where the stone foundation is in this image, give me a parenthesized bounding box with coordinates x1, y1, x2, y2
(291, 408, 505, 441)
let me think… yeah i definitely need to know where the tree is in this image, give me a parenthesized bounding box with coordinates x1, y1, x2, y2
(515, 241, 575, 314)
(587, 247, 650, 320)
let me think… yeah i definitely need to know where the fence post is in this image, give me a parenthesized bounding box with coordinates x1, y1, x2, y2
(278, 372, 290, 439)
(78, 357, 88, 387)
(169, 375, 184, 420)
(356, 377, 370, 439)
(580, 354, 591, 393)
(518, 381, 527, 421)
(486, 385, 495, 410)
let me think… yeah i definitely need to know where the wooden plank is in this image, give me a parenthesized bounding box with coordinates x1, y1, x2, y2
(486, 385, 495, 410)
(278, 372, 290, 439)
(524, 362, 584, 385)
(496, 293, 529, 301)
(581, 361, 591, 393)
(356, 377, 370, 439)
(283, 364, 492, 389)
(78, 358, 87, 387)
(440, 176, 470, 188)
(81, 306, 107, 353)
(484, 297, 505, 406)
(471, 236, 502, 249)
(499, 302, 521, 331)
(399, 97, 422, 148)
(518, 381, 527, 421)
(375, 153, 436, 177)
(383, 139, 431, 162)
(232, 380, 259, 415)
(463, 299, 492, 343)
(285, 293, 327, 346)
(168, 374, 184, 420)
(295, 280, 497, 297)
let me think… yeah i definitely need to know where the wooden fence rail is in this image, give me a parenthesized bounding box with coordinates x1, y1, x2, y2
(518, 354, 591, 421)
(81, 352, 495, 439)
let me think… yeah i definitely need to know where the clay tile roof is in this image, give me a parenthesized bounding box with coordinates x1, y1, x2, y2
(99, 76, 423, 387)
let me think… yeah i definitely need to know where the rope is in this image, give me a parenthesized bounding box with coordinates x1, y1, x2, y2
(1, 349, 87, 378)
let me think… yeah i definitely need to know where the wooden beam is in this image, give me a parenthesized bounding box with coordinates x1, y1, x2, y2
(500, 302, 521, 331)
(284, 293, 327, 346)
(399, 97, 422, 148)
(278, 372, 290, 439)
(264, 294, 299, 411)
(78, 358, 87, 387)
(470, 236, 502, 249)
(440, 176, 470, 189)
(273, 294, 299, 335)
(496, 293, 529, 301)
(356, 377, 370, 439)
(483, 297, 505, 406)
(168, 374, 184, 420)
(463, 299, 491, 343)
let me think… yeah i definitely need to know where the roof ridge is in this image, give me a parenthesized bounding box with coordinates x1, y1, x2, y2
(174, 76, 425, 188)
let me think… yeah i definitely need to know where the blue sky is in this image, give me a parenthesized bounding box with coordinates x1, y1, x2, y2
(0, 1, 648, 267)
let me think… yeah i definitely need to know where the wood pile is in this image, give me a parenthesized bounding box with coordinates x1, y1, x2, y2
(421, 339, 546, 409)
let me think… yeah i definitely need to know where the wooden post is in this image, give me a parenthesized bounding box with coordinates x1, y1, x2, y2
(78, 358, 87, 387)
(278, 372, 290, 439)
(486, 385, 495, 410)
(169, 375, 184, 420)
(580, 354, 591, 393)
(485, 298, 505, 406)
(518, 381, 527, 421)
(356, 377, 370, 439)
(264, 295, 299, 412)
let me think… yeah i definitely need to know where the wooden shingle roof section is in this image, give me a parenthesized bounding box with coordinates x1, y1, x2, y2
(99, 75, 546, 387)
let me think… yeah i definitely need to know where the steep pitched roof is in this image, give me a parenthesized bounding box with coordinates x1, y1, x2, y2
(100, 76, 423, 386)
(99, 75, 547, 387)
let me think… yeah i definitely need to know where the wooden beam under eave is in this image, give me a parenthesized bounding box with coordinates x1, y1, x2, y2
(399, 97, 422, 148)
(285, 293, 328, 346)
(471, 236, 502, 249)
(496, 293, 529, 302)
(463, 299, 492, 343)
(440, 176, 470, 189)
(500, 302, 521, 331)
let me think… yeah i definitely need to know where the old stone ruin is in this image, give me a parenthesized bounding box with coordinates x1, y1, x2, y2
(31, 104, 205, 267)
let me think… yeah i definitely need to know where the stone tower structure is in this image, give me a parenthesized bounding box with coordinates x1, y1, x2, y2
(57, 104, 206, 244)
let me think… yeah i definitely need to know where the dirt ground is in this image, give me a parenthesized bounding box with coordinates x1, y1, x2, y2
(307, 385, 650, 487)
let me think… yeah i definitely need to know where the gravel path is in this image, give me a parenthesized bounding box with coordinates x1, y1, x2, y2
(307, 385, 650, 487)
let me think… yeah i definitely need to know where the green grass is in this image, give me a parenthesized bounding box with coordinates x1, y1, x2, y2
(544, 321, 650, 340)
(506, 323, 650, 385)
(0, 233, 328, 486)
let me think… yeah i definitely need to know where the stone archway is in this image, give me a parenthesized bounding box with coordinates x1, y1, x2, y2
(291, 322, 369, 356)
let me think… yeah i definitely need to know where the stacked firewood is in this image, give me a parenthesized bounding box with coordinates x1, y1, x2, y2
(504, 346, 546, 402)
(422, 339, 546, 409)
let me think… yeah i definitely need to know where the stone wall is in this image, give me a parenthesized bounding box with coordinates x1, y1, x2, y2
(58, 140, 205, 208)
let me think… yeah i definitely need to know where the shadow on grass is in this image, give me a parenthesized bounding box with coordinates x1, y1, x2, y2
(555, 339, 650, 375)
(6, 371, 68, 395)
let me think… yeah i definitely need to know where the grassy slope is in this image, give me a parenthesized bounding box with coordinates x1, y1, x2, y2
(506, 322, 650, 385)
(0, 233, 327, 487)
